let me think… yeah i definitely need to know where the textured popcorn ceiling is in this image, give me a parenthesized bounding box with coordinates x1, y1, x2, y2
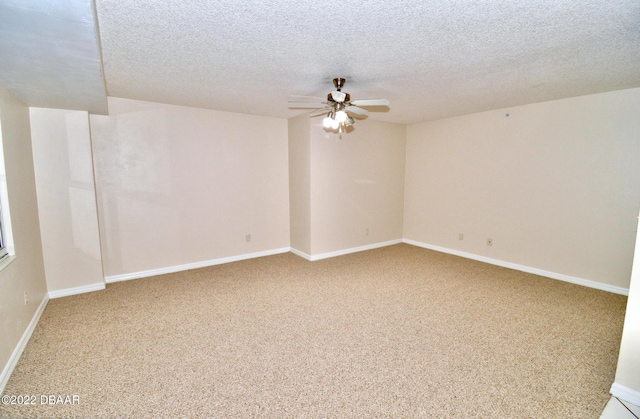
(95, 0, 640, 124)
(3, 1, 639, 123)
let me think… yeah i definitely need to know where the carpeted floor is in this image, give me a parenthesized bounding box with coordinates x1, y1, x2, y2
(0, 244, 627, 418)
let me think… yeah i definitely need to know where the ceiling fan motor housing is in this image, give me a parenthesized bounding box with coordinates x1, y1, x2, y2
(327, 92, 350, 103)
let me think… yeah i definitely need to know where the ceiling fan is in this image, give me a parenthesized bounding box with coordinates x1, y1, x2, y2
(290, 78, 390, 133)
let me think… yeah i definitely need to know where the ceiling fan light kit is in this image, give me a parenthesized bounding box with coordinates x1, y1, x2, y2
(291, 78, 390, 134)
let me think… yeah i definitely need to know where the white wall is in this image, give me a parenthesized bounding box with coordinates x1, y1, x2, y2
(1, 84, 638, 396)
(404, 88, 640, 290)
(612, 210, 640, 403)
(29, 108, 104, 294)
(0, 87, 47, 389)
(310, 118, 406, 256)
(89, 97, 290, 278)
(288, 113, 311, 255)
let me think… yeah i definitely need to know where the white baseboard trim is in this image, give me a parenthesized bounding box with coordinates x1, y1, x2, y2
(105, 247, 291, 283)
(48, 281, 106, 299)
(403, 239, 629, 296)
(289, 247, 312, 261)
(611, 383, 640, 406)
(0, 294, 49, 394)
(296, 239, 403, 262)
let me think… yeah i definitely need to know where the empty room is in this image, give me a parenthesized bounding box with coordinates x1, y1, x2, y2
(1, 0, 639, 417)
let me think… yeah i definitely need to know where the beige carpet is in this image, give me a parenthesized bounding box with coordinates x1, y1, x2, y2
(0, 244, 627, 418)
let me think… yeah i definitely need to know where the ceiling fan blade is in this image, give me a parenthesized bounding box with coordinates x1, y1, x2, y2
(309, 107, 332, 117)
(330, 91, 347, 103)
(344, 106, 368, 116)
(350, 98, 390, 107)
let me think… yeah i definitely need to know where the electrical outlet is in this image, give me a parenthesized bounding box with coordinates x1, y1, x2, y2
(23, 291, 28, 306)
(487, 238, 493, 246)
(458, 233, 464, 240)
(366, 228, 369, 236)
(245, 234, 251, 243)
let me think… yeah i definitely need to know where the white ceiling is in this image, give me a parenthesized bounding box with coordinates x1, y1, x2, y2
(2, 1, 640, 124)
(0, 0, 107, 114)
